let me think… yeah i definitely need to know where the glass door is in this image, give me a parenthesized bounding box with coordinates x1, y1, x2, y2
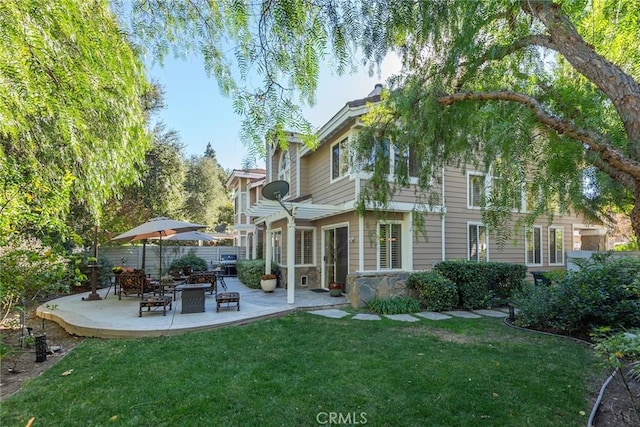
(323, 226, 349, 288)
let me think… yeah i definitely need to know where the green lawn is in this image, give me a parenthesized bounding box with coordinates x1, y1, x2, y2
(1, 313, 599, 426)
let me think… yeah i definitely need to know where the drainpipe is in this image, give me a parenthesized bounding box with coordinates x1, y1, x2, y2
(441, 166, 446, 261)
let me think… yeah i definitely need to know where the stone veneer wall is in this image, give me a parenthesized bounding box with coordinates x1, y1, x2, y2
(278, 266, 319, 289)
(345, 271, 415, 308)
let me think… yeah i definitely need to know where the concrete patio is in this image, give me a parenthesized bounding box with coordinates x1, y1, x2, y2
(36, 277, 349, 339)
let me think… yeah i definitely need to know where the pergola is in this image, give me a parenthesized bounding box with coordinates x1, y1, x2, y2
(247, 199, 346, 303)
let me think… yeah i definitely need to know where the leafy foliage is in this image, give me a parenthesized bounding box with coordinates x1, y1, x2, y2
(406, 271, 458, 311)
(0, 0, 152, 240)
(168, 253, 208, 275)
(237, 259, 279, 289)
(435, 261, 526, 309)
(514, 255, 640, 334)
(0, 237, 70, 327)
(365, 296, 421, 315)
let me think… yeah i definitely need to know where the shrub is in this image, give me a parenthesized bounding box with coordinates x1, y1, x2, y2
(169, 254, 208, 275)
(366, 296, 421, 315)
(237, 259, 279, 289)
(435, 261, 526, 309)
(514, 255, 640, 335)
(406, 270, 458, 311)
(0, 236, 70, 328)
(553, 256, 640, 333)
(512, 282, 559, 329)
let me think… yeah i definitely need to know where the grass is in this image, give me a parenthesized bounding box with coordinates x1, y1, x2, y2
(1, 313, 599, 426)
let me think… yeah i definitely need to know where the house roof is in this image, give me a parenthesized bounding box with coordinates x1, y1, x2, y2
(226, 168, 266, 189)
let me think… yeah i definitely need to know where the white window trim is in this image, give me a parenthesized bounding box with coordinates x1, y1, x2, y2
(278, 149, 291, 184)
(467, 171, 488, 210)
(467, 222, 489, 262)
(271, 228, 283, 266)
(330, 138, 349, 182)
(526, 225, 543, 266)
(295, 227, 316, 267)
(377, 220, 403, 271)
(548, 226, 565, 266)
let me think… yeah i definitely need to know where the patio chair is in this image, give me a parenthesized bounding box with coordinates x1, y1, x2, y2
(117, 271, 153, 300)
(187, 271, 217, 295)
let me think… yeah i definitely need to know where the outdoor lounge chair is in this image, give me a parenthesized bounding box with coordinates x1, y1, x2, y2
(117, 271, 153, 299)
(187, 271, 217, 295)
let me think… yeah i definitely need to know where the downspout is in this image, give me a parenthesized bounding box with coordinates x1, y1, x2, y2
(441, 166, 446, 261)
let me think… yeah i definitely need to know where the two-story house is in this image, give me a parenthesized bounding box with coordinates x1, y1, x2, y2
(230, 85, 607, 303)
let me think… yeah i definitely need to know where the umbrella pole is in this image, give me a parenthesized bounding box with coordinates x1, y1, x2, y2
(141, 239, 147, 270)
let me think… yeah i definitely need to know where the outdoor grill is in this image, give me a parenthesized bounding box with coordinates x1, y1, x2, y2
(219, 254, 237, 276)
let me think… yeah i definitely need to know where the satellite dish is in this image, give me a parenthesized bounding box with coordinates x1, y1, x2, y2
(261, 180, 294, 216)
(262, 180, 290, 201)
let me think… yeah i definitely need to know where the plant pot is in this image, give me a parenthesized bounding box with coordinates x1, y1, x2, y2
(260, 278, 277, 292)
(329, 282, 342, 297)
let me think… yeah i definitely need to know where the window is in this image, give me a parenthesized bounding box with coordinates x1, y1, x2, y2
(278, 150, 290, 183)
(271, 230, 282, 265)
(468, 173, 486, 208)
(331, 138, 349, 180)
(549, 227, 564, 265)
(468, 223, 488, 262)
(378, 222, 401, 269)
(235, 191, 247, 214)
(394, 146, 420, 179)
(295, 229, 314, 265)
(360, 139, 390, 175)
(526, 226, 543, 265)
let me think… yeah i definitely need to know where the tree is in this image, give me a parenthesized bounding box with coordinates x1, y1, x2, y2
(353, 0, 640, 242)
(0, 0, 152, 243)
(120, 0, 639, 237)
(101, 123, 186, 236)
(182, 155, 230, 227)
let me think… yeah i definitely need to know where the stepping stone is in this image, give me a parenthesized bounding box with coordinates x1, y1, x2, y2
(352, 313, 381, 321)
(443, 310, 482, 319)
(414, 311, 452, 320)
(384, 314, 420, 322)
(473, 309, 508, 318)
(308, 309, 351, 319)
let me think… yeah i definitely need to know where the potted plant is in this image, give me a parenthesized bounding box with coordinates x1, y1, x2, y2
(112, 266, 123, 275)
(260, 274, 277, 292)
(329, 282, 342, 297)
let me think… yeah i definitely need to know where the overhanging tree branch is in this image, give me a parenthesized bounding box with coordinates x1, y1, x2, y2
(438, 90, 640, 179)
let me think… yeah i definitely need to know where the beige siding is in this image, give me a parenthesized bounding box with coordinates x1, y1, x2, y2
(412, 213, 444, 270)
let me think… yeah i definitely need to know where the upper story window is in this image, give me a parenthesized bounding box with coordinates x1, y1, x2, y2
(395, 146, 420, 179)
(360, 139, 390, 175)
(468, 173, 486, 208)
(279, 150, 291, 183)
(331, 138, 349, 180)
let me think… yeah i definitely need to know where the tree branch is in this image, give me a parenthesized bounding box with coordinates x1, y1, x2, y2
(438, 90, 640, 180)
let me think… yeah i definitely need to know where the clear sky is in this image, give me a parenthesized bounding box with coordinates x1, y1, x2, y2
(146, 54, 401, 171)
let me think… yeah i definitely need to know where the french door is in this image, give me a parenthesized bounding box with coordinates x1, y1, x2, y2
(323, 226, 349, 288)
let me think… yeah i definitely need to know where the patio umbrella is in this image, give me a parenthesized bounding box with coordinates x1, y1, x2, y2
(163, 231, 217, 241)
(111, 217, 206, 278)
